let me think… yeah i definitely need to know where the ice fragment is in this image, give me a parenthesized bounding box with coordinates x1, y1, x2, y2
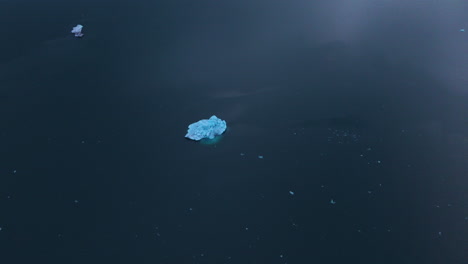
(185, 115, 227, 141)
(71, 24, 84, 37)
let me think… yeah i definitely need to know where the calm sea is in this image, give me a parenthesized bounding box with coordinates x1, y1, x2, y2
(0, 1, 467, 263)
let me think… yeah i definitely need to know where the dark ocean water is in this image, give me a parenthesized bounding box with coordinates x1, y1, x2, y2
(0, 1, 467, 263)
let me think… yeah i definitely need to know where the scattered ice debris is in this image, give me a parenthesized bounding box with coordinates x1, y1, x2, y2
(438, 232, 442, 236)
(289, 191, 295, 196)
(321, 185, 324, 188)
(377, 160, 381, 164)
(245, 227, 249, 231)
(155, 227, 161, 237)
(460, 29, 465, 32)
(0, 227, 2, 231)
(240, 153, 245, 156)
(81, 141, 85, 144)
(367, 148, 372, 151)
(71, 24, 84, 37)
(327, 128, 359, 144)
(258, 155, 264, 159)
(280, 255, 283, 258)
(74, 200, 79, 204)
(368, 191, 372, 194)
(13, 170, 16, 174)
(379, 184, 382, 187)
(357, 229, 361, 233)
(185, 115, 227, 141)
(330, 199, 336, 204)
(360, 154, 364, 157)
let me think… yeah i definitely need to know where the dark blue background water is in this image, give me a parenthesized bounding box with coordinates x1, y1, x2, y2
(1, 1, 467, 263)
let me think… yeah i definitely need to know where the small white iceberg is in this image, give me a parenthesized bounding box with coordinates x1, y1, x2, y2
(185, 115, 227, 141)
(71, 24, 84, 37)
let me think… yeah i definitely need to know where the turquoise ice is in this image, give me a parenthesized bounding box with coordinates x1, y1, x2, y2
(185, 115, 227, 141)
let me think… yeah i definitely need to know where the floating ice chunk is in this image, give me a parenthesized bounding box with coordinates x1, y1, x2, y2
(185, 115, 227, 141)
(460, 29, 465, 32)
(289, 191, 295, 196)
(258, 155, 264, 159)
(330, 199, 336, 204)
(71, 24, 84, 37)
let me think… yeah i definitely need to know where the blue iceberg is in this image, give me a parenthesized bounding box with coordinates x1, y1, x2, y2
(71, 24, 84, 37)
(185, 115, 227, 141)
